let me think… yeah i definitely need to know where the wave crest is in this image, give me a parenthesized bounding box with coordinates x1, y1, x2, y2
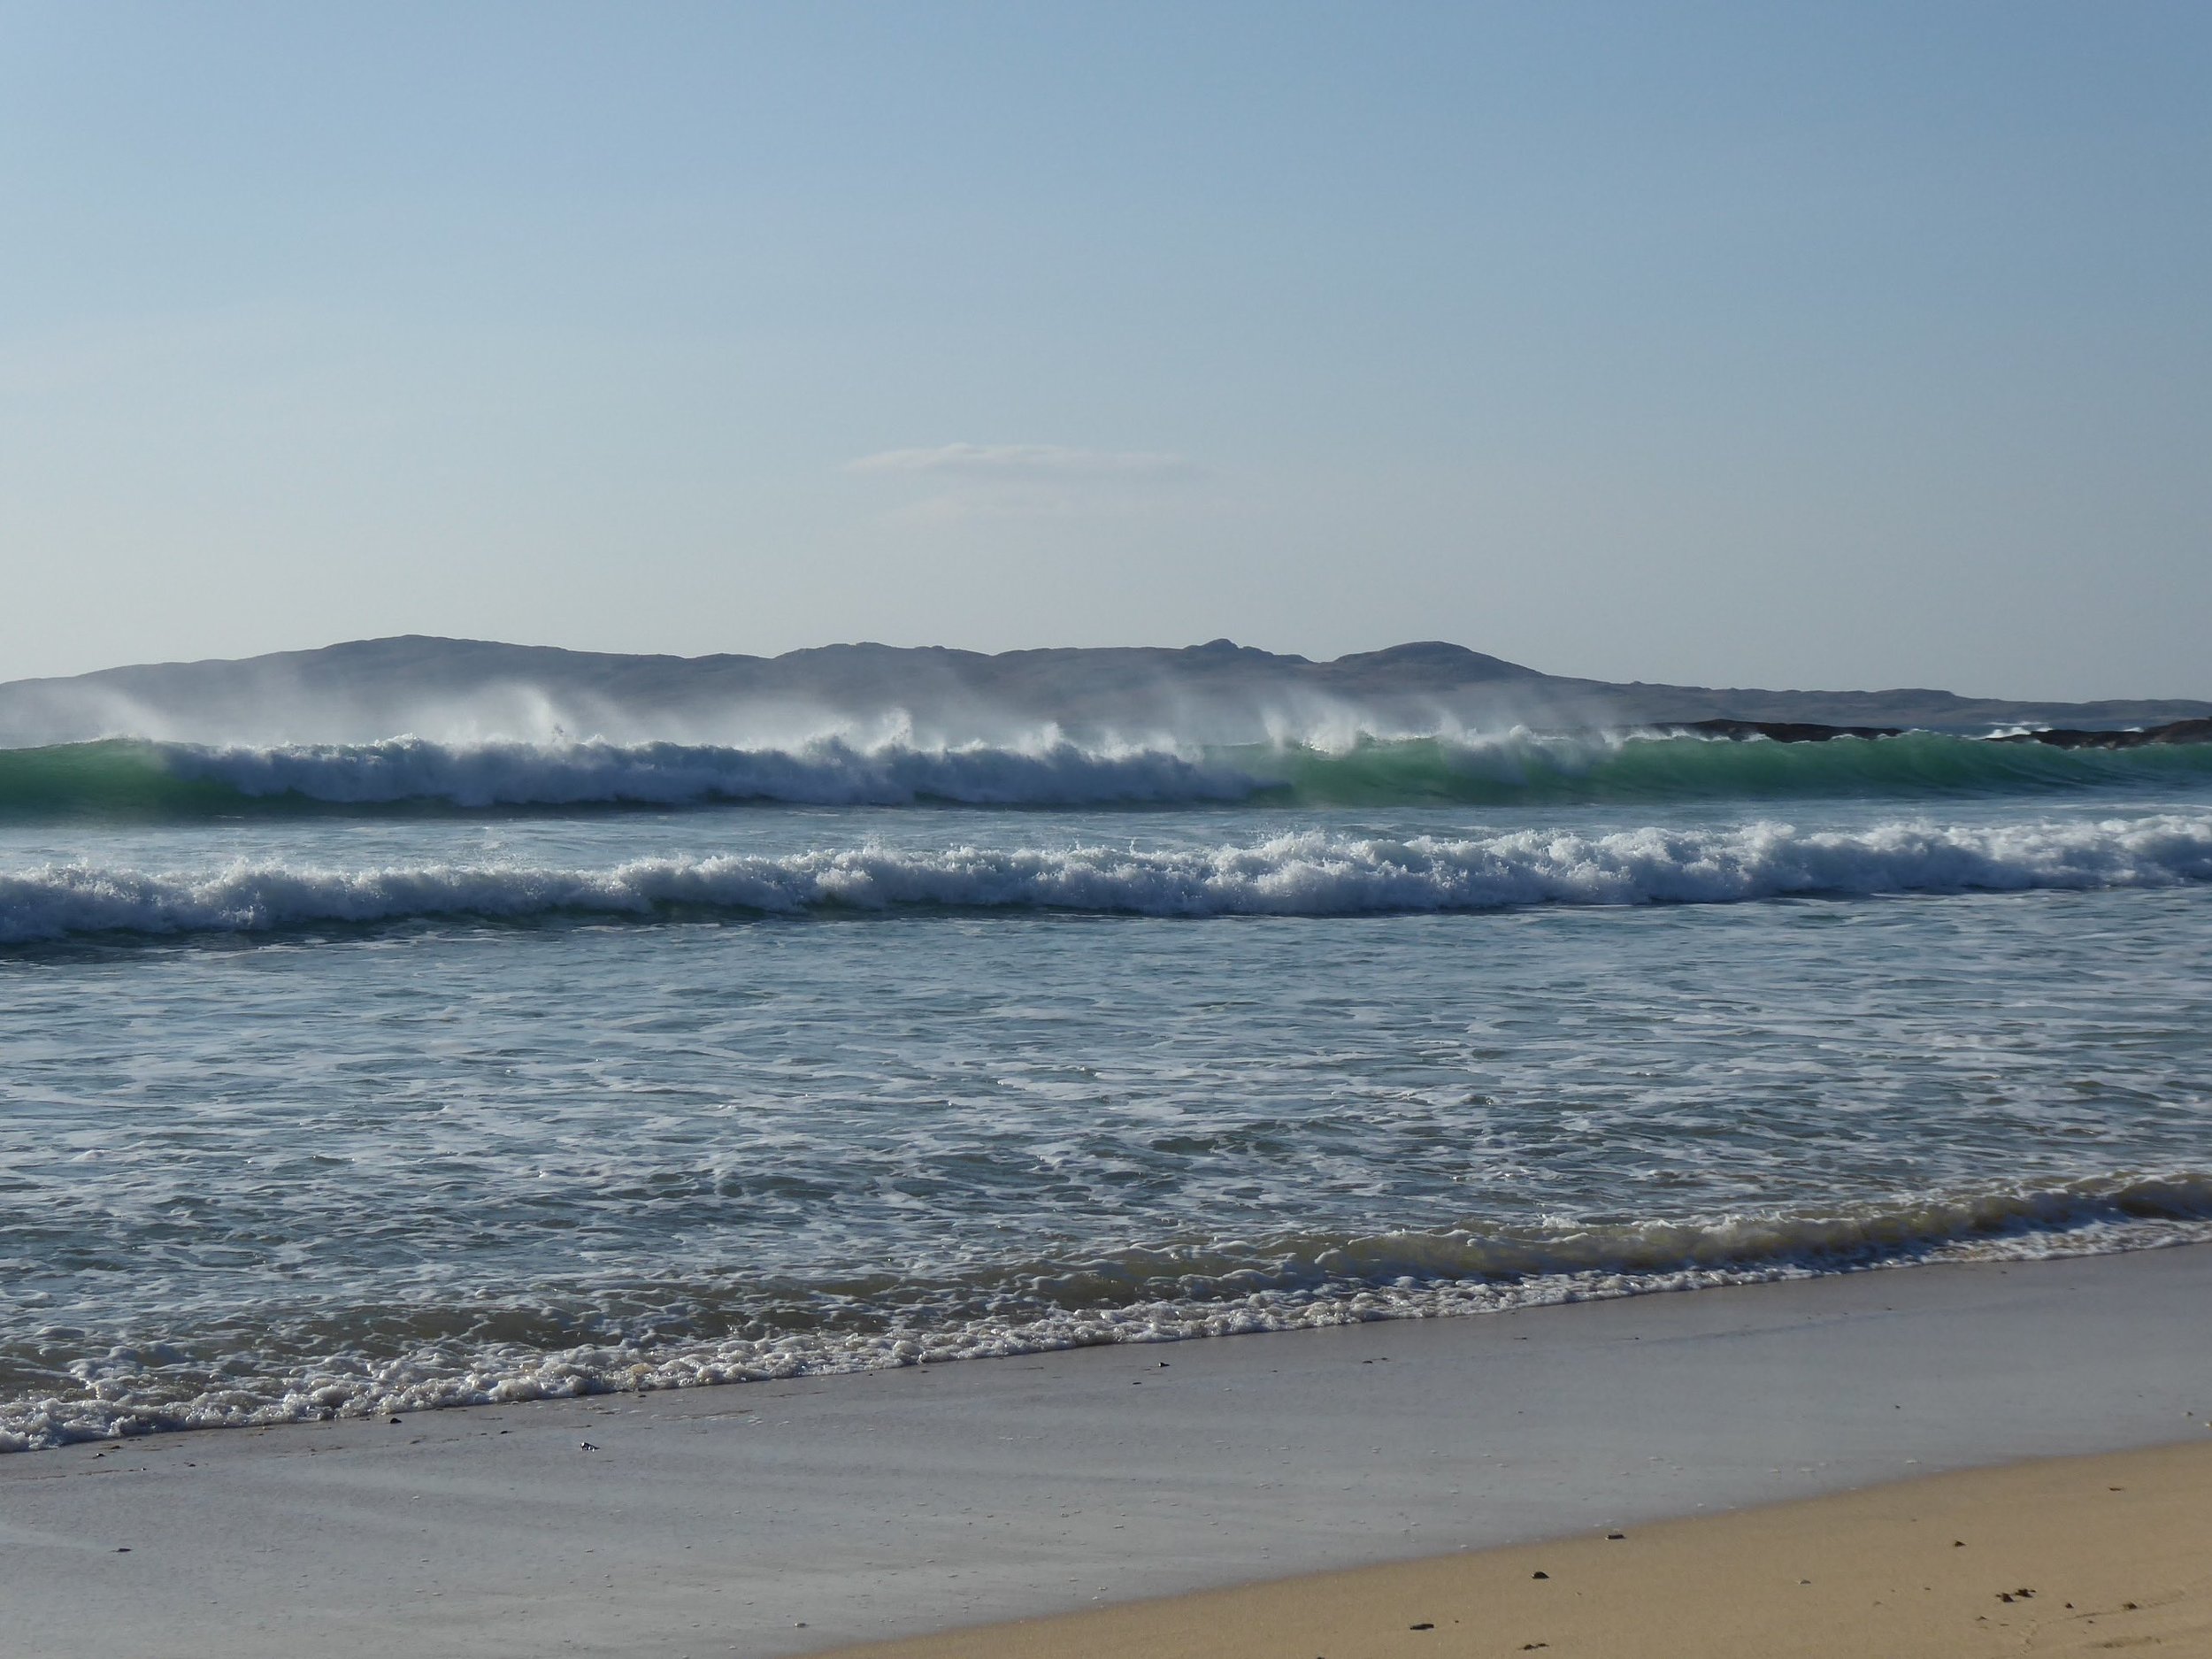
(5, 814, 2209, 942)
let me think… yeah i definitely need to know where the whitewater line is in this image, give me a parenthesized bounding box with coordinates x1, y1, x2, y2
(4, 817, 2210, 942)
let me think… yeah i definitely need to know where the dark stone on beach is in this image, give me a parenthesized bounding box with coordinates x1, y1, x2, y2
(1607, 1532, 1625, 1540)
(1409, 1623, 1434, 1631)
(1531, 1571, 1549, 1579)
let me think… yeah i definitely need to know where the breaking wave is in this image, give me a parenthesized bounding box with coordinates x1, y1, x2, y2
(2, 729, 2210, 819)
(8, 1169, 2208, 1450)
(5, 814, 2210, 942)
(0, 734, 1253, 816)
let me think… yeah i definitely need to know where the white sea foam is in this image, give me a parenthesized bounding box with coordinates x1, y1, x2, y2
(5, 1172, 2208, 1451)
(3, 815, 2209, 943)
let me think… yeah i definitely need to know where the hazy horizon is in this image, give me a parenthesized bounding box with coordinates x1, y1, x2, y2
(4, 4, 2208, 698)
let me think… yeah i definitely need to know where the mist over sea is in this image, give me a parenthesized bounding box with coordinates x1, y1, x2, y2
(5, 676, 2210, 1451)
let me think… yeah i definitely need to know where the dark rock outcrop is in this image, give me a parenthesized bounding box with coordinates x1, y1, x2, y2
(1671, 719, 1907, 743)
(1672, 716, 2212, 749)
(1991, 718, 2212, 749)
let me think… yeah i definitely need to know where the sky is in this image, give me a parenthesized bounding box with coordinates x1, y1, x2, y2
(2, 2, 2208, 699)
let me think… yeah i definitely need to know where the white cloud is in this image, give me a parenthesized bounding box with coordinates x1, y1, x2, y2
(846, 442, 1197, 479)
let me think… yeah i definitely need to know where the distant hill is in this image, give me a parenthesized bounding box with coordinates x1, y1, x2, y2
(0, 635, 2205, 747)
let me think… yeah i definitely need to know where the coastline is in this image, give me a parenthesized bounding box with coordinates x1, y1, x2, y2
(6, 1242, 2209, 1657)
(828, 1440, 2212, 1657)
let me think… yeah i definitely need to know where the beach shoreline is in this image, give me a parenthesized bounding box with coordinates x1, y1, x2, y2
(826, 1438, 2212, 1658)
(6, 1241, 2210, 1657)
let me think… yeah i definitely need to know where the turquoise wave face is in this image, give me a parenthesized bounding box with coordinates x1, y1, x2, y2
(1232, 730, 2212, 805)
(3, 730, 2211, 820)
(0, 740, 278, 821)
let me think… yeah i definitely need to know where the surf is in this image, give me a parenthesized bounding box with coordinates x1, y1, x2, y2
(5, 813, 2210, 942)
(8, 1166, 2207, 1450)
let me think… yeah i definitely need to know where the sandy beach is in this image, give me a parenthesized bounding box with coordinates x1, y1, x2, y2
(829, 1438, 2212, 1657)
(6, 1242, 2210, 1658)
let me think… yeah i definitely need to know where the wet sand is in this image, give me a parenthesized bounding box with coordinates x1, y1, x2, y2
(830, 1440, 2212, 1658)
(5, 1243, 2209, 1657)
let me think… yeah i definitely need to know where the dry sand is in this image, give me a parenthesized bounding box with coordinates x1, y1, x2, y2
(5, 1244, 2211, 1657)
(829, 1440, 2212, 1658)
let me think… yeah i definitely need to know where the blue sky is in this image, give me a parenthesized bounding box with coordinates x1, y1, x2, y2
(3, 2, 2208, 695)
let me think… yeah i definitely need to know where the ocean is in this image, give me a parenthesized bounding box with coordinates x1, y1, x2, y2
(4, 728, 2210, 1452)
